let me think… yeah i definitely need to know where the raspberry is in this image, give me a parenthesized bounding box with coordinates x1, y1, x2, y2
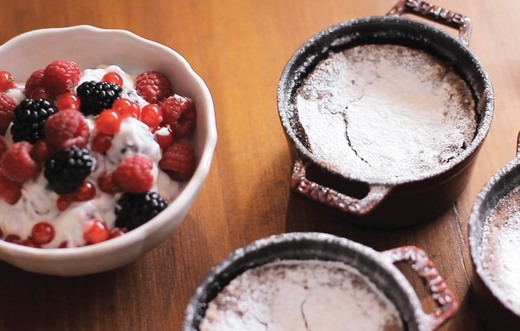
(0, 71, 16, 92)
(160, 95, 196, 138)
(0, 171, 22, 204)
(0, 142, 40, 183)
(42, 60, 81, 98)
(0, 136, 7, 157)
(30, 87, 51, 100)
(11, 98, 58, 143)
(44, 146, 95, 194)
(114, 155, 154, 193)
(135, 71, 172, 104)
(159, 141, 196, 181)
(76, 80, 122, 116)
(154, 128, 174, 151)
(25, 69, 44, 97)
(0, 93, 16, 134)
(45, 110, 90, 150)
(115, 191, 168, 230)
(29, 140, 54, 162)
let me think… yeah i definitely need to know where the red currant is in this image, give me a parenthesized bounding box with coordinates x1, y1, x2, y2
(141, 104, 163, 129)
(55, 92, 80, 111)
(30, 87, 51, 100)
(0, 71, 15, 92)
(0, 227, 3, 238)
(72, 181, 96, 201)
(109, 227, 125, 239)
(4, 234, 21, 244)
(112, 98, 141, 119)
(30, 140, 54, 162)
(83, 219, 110, 244)
(98, 170, 120, 194)
(57, 195, 72, 211)
(155, 128, 174, 151)
(58, 241, 68, 248)
(92, 133, 113, 154)
(21, 239, 41, 248)
(102, 72, 123, 86)
(31, 222, 55, 245)
(96, 109, 121, 135)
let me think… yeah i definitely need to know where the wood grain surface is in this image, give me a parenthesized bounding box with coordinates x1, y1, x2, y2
(0, 0, 518, 330)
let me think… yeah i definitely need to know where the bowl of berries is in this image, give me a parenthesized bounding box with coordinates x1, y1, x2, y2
(0, 25, 217, 275)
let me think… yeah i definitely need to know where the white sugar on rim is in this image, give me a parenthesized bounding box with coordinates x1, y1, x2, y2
(295, 44, 477, 181)
(481, 186, 520, 315)
(200, 260, 403, 331)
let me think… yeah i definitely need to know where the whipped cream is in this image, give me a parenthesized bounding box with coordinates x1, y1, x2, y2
(0, 65, 181, 248)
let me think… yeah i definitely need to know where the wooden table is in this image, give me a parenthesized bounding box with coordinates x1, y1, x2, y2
(0, 0, 517, 330)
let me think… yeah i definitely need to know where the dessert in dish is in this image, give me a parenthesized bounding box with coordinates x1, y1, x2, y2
(0, 60, 196, 248)
(200, 259, 403, 331)
(481, 186, 520, 315)
(295, 44, 477, 181)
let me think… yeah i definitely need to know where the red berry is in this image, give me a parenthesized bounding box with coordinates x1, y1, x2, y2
(97, 170, 121, 194)
(0, 227, 3, 238)
(56, 196, 71, 211)
(141, 104, 163, 129)
(71, 181, 96, 201)
(0, 93, 16, 134)
(55, 92, 80, 111)
(114, 155, 154, 193)
(91, 132, 113, 154)
(45, 109, 90, 150)
(21, 239, 41, 248)
(154, 128, 174, 151)
(30, 87, 52, 100)
(160, 95, 196, 138)
(1, 142, 40, 183)
(31, 222, 55, 245)
(109, 227, 125, 239)
(112, 98, 141, 119)
(159, 141, 196, 181)
(58, 241, 68, 248)
(25, 68, 45, 96)
(0, 172, 22, 204)
(83, 219, 110, 244)
(135, 71, 172, 104)
(42, 60, 81, 98)
(0, 136, 6, 157)
(96, 109, 121, 135)
(102, 72, 123, 86)
(0, 71, 16, 92)
(30, 140, 54, 162)
(5, 234, 21, 244)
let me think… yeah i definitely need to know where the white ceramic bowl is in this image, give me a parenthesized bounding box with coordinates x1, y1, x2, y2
(0, 25, 217, 276)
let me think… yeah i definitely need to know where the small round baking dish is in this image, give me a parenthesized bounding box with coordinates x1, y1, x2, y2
(468, 133, 520, 329)
(277, 0, 494, 227)
(183, 232, 458, 331)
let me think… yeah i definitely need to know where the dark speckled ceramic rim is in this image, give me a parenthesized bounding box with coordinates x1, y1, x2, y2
(277, 15, 494, 186)
(183, 232, 455, 331)
(469, 152, 520, 318)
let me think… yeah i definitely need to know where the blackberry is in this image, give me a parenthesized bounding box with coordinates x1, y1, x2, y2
(115, 191, 168, 230)
(76, 80, 122, 116)
(44, 147, 95, 194)
(10, 98, 58, 143)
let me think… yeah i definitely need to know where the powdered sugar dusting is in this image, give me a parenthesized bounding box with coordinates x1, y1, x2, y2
(295, 44, 476, 181)
(481, 186, 520, 315)
(200, 260, 403, 331)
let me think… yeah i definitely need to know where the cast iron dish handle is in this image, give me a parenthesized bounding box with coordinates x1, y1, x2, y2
(381, 246, 459, 331)
(387, 0, 472, 46)
(291, 159, 391, 216)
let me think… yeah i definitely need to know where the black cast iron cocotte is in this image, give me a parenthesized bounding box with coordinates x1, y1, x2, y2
(183, 232, 458, 331)
(277, 2, 494, 227)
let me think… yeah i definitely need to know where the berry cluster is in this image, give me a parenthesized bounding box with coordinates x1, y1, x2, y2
(0, 59, 197, 248)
